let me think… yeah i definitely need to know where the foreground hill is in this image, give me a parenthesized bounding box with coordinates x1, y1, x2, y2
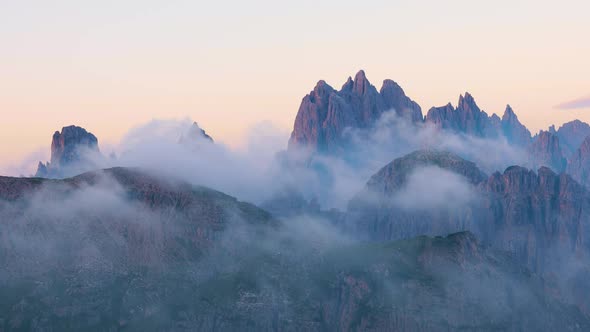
(1, 168, 588, 331)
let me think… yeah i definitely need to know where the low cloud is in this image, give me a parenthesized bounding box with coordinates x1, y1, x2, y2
(392, 166, 476, 211)
(3, 110, 527, 212)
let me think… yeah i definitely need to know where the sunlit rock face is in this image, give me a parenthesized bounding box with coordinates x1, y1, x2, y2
(288, 70, 423, 154)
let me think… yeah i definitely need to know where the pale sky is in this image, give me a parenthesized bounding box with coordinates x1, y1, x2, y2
(1, 0, 589, 166)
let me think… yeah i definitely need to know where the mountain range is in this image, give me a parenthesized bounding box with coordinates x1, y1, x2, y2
(2, 70, 590, 331)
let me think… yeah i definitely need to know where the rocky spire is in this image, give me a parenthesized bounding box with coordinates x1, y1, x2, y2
(50, 126, 99, 167)
(501, 104, 531, 146)
(35, 125, 101, 178)
(352, 70, 370, 95)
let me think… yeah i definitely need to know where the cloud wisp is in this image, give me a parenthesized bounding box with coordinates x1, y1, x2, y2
(555, 96, 590, 110)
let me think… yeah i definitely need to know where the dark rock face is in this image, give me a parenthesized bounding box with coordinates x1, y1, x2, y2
(288, 70, 422, 153)
(528, 131, 567, 172)
(179, 122, 214, 145)
(502, 105, 532, 146)
(555, 120, 590, 158)
(567, 135, 590, 188)
(35, 125, 101, 178)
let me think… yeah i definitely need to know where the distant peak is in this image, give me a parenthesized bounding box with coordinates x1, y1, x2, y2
(353, 70, 371, 95)
(314, 79, 328, 90)
(312, 79, 334, 97)
(463, 92, 474, 101)
(502, 104, 517, 120)
(181, 121, 213, 143)
(457, 92, 479, 111)
(341, 76, 354, 91)
(381, 79, 401, 90)
(354, 69, 367, 81)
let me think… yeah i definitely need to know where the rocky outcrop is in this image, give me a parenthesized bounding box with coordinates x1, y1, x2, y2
(288, 70, 422, 153)
(555, 120, 590, 158)
(425, 93, 499, 138)
(567, 135, 590, 188)
(502, 105, 532, 146)
(527, 130, 567, 172)
(35, 125, 101, 178)
(425, 97, 531, 146)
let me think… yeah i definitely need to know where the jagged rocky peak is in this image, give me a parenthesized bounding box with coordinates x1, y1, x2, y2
(527, 130, 566, 173)
(567, 134, 590, 188)
(501, 104, 531, 145)
(425, 96, 535, 145)
(35, 125, 101, 178)
(380, 79, 423, 123)
(179, 121, 214, 145)
(365, 150, 487, 195)
(425, 92, 495, 137)
(352, 69, 370, 95)
(288, 70, 423, 153)
(457, 92, 478, 111)
(50, 125, 99, 166)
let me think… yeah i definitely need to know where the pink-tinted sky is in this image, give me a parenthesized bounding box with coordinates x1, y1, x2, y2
(1, 0, 589, 167)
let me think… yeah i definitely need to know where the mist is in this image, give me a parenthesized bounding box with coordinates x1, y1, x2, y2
(391, 166, 476, 211)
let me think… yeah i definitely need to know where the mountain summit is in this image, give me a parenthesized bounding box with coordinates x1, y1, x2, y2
(288, 70, 422, 153)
